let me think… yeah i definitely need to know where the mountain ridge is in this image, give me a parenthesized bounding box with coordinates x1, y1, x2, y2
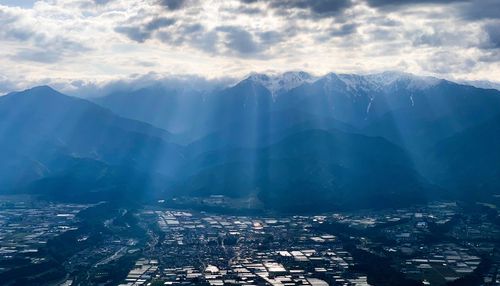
(0, 85, 183, 190)
(2, 72, 500, 211)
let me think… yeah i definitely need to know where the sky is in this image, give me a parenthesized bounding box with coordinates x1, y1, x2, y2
(0, 0, 499, 94)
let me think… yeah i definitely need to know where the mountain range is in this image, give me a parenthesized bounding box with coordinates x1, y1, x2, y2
(1, 71, 500, 211)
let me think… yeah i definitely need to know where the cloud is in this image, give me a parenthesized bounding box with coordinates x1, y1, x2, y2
(420, 51, 477, 74)
(158, 0, 195, 10)
(11, 36, 91, 62)
(189, 30, 219, 53)
(217, 26, 261, 55)
(0, 0, 37, 8)
(257, 30, 284, 45)
(0, 0, 499, 87)
(0, 9, 36, 41)
(483, 22, 500, 49)
(0, 74, 19, 95)
(116, 13, 281, 57)
(115, 17, 176, 42)
(270, 0, 353, 17)
(330, 23, 357, 37)
(62, 72, 235, 98)
(146, 17, 176, 31)
(114, 26, 151, 42)
(478, 50, 500, 63)
(0, 5, 91, 63)
(240, 0, 354, 19)
(365, 0, 467, 8)
(410, 26, 476, 49)
(12, 48, 62, 63)
(365, 0, 500, 20)
(457, 0, 500, 20)
(94, 0, 114, 4)
(233, 5, 263, 15)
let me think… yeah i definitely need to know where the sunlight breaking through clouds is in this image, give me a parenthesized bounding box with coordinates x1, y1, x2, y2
(0, 0, 499, 93)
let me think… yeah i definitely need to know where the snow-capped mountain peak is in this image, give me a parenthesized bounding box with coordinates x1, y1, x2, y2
(243, 70, 443, 98)
(333, 73, 377, 93)
(365, 71, 442, 90)
(459, 79, 500, 91)
(245, 71, 317, 96)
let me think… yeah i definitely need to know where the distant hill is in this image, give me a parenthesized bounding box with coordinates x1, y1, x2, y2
(21, 157, 170, 203)
(426, 116, 500, 200)
(175, 129, 428, 212)
(0, 86, 183, 191)
(94, 85, 204, 136)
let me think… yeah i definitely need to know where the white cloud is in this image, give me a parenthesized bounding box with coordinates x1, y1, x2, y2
(0, 0, 498, 92)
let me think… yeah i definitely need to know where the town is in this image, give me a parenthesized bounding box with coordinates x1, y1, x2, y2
(0, 196, 498, 286)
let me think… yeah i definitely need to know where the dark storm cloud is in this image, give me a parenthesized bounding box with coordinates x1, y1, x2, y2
(217, 26, 261, 55)
(330, 23, 357, 37)
(110, 0, 499, 61)
(158, 0, 198, 10)
(158, 25, 282, 57)
(365, 0, 467, 8)
(159, 0, 185, 10)
(271, 0, 353, 16)
(145, 17, 176, 31)
(458, 0, 500, 20)
(155, 22, 219, 53)
(240, 0, 353, 18)
(115, 17, 176, 43)
(114, 26, 151, 42)
(181, 23, 203, 34)
(244, 0, 500, 22)
(190, 30, 219, 53)
(237, 6, 263, 14)
(366, 0, 500, 20)
(174, 27, 218, 53)
(257, 31, 284, 45)
(216, 25, 293, 57)
(366, 0, 470, 10)
(479, 50, 500, 63)
(484, 23, 500, 49)
(227, 3, 264, 15)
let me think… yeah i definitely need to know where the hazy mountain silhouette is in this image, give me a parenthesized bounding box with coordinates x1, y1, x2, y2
(2, 72, 500, 211)
(0, 86, 182, 190)
(176, 129, 428, 212)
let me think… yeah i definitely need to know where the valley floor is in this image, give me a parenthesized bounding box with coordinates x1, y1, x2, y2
(0, 197, 499, 286)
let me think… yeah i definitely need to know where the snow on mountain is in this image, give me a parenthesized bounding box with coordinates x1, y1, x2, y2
(365, 71, 442, 90)
(244, 70, 443, 97)
(322, 71, 441, 92)
(326, 73, 378, 93)
(245, 71, 317, 96)
(460, 80, 500, 91)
